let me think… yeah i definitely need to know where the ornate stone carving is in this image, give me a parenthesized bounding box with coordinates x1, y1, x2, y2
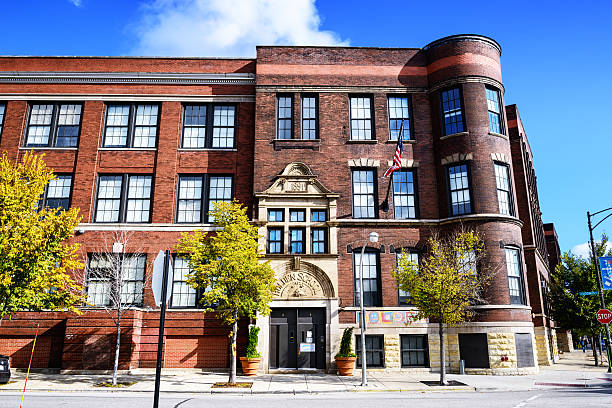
(273, 271, 324, 298)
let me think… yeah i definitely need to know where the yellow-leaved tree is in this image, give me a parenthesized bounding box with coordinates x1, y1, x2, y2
(0, 152, 84, 325)
(175, 200, 275, 384)
(393, 229, 496, 385)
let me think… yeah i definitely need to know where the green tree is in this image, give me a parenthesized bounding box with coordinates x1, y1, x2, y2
(548, 235, 612, 366)
(393, 229, 495, 385)
(0, 152, 83, 325)
(175, 200, 275, 384)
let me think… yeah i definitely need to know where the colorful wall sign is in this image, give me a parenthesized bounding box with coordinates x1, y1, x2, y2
(357, 310, 425, 325)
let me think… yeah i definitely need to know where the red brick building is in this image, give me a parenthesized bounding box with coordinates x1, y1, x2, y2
(0, 34, 558, 375)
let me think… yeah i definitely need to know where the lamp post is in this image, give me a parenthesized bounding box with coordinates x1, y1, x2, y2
(587, 207, 612, 373)
(358, 231, 379, 386)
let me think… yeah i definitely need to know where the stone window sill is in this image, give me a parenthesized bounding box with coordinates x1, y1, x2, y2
(346, 139, 378, 144)
(20, 146, 78, 151)
(273, 138, 321, 151)
(440, 131, 469, 141)
(177, 148, 237, 152)
(488, 131, 509, 140)
(385, 139, 416, 144)
(98, 147, 157, 151)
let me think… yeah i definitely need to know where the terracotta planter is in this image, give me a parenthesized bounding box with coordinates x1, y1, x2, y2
(335, 356, 356, 376)
(239, 357, 261, 376)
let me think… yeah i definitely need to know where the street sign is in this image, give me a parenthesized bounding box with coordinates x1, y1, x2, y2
(597, 309, 612, 324)
(599, 257, 612, 290)
(152, 250, 173, 306)
(579, 291, 599, 296)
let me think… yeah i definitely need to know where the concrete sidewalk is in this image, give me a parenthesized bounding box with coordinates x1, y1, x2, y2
(1, 351, 611, 395)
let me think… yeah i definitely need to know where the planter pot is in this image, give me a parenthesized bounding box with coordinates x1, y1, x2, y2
(239, 357, 261, 376)
(335, 356, 356, 376)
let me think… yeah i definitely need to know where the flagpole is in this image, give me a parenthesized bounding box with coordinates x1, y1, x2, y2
(381, 122, 404, 212)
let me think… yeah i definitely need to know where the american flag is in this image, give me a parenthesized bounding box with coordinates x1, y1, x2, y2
(383, 136, 403, 177)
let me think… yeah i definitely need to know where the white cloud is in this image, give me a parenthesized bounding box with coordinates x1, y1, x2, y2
(69, 0, 82, 7)
(131, 0, 348, 57)
(571, 241, 612, 259)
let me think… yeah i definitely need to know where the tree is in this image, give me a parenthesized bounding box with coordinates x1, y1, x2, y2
(175, 200, 275, 384)
(0, 152, 83, 326)
(393, 229, 495, 385)
(85, 230, 150, 385)
(548, 235, 612, 366)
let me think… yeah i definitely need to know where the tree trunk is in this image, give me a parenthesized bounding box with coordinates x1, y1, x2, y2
(112, 311, 121, 386)
(592, 335, 599, 366)
(598, 334, 604, 366)
(228, 310, 238, 384)
(439, 321, 446, 386)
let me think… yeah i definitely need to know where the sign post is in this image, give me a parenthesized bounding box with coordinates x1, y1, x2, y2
(153, 250, 172, 408)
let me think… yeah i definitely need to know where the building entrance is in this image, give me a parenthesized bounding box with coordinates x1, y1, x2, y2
(269, 308, 326, 369)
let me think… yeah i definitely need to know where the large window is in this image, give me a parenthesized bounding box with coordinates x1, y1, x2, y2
(401, 334, 429, 367)
(392, 170, 417, 219)
(486, 87, 503, 134)
(354, 251, 380, 307)
(352, 169, 377, 218)
(103, 104, 159, 148)
(388, 96, 411, 140)
(289, 228, 305, 254)
(25, 103, 82, 147)
(0, 104, 5, 137)
(311, 228, 327, 254)
(494, 163, 514, 216)
(447, 163, 472, 216)
(356, 335, 384, 367)
(277, 95, 293, 139)
(506, 247, 526, 305)
(441, 87, 464, 136)
(397, 250, 418, 305)
(301, 95, 318, 140)
(95, 174, 152, 223)
(182, 104, 236, 148)
(170, 257, 197, 308)
(349, 96, 373, 140)
(267, 228, 283, 254)
(86, 254, 145, 307)
(176, 175, 233, 223)
(40, 174, 73, 210)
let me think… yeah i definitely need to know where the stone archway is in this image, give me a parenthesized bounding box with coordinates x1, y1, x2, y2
(273, 260, 335, 299)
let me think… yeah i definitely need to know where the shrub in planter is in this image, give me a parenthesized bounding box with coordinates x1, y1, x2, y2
(335, 327, 356, 376)
(240, 326, 262, 376)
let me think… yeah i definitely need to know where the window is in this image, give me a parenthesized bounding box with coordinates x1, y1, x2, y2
(441, 88, 464, 135)
(267, 228, 283, 254)
(289, 228, 305, 254)
(311, 210, 327, 222)
(447, 164, 472, 216)
(458, 249, 477, 274)
(301, 95, 318, 140)
(506, 247, 526, 305)
(103, 104, 159, 148)
(494, 163, 514, 216)
(401, 335, 429, 367)
(277, 95, 293, 139)
(356, 335, 384, 367)
(349, 96, 373, 140)
(354, 251, 380, 307)
(182, 104, 236, 148)
(86, 254, 145, 307)
(397, 250, 418, 305)
(352, 169, 377, 218)
(0, 104, 5, 137)
(289, 209, 305, 222)
(388, 96, 411, 140)
(486, 87, 503, 134)
(176, 175, 233, 223)
(392, 170, 417, 219)
(171, 257, 197, 307)
(40, 175, 72, 210)
(311, 228, 327, 254)
(25, 103, 82, 147)
(268, 209, 284, 222)
(95, 174, 153, 223)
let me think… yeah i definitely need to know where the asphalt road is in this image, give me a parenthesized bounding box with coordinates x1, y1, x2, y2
(1, 389, 612, 408)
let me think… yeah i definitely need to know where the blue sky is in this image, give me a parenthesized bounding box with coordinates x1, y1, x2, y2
(2, 0, 610, 255)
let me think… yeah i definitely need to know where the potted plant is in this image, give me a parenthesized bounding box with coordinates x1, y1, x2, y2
(335, 327, 357, 376)
(240, 326, 262, 376)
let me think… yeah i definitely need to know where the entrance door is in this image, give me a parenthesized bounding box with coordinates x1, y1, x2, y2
(270, 308, 325, 369)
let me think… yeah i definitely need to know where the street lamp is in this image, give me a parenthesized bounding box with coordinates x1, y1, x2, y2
(358, 231, 379, 386)
(587, 207, 612, 373)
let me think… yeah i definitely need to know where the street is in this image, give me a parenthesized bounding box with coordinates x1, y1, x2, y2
(1, 389, 612, 408)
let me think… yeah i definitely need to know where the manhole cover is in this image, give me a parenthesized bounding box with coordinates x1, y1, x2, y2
(421, 380, 467, 387)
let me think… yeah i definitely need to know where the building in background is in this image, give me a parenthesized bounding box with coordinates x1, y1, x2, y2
(0, 35, 560, 375)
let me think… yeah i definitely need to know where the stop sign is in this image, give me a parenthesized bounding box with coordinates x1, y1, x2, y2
(596, 309, 612, 324)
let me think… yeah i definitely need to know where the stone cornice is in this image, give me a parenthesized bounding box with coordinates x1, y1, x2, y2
(334, 213, 523, 228)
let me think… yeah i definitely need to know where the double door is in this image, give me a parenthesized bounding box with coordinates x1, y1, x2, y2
(269, 308, 325, 369)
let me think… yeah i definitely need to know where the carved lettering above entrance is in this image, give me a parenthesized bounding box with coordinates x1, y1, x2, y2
(273, 261, 335, 299)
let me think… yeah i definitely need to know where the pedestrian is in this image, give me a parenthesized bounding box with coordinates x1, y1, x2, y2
(581, 337, 586, 353)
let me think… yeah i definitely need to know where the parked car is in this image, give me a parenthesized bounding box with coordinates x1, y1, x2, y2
(0, 355, 10, 384)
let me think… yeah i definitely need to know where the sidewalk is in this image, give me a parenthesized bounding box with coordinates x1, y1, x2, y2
(1, 351, 610, 395)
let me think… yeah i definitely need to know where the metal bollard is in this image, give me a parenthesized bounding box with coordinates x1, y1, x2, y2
(459, 359, 465, 375)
